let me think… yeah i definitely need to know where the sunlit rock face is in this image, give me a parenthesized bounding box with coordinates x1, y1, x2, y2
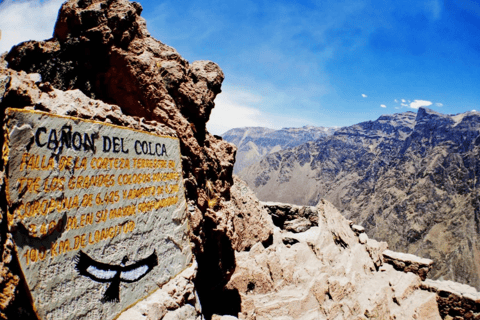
(226, 200, 441, 320)
(0, 0, 253, 317)
(241, 108, 480, 290)
(1, 0, 479, 318)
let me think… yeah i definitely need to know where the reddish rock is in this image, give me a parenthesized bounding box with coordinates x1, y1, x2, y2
(5, 0, 234, 213)
(3, 0, 238, 317)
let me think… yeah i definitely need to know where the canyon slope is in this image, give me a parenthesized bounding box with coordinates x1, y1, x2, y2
(1, 0, 480, 318)
(240, 108, 480, 290)
(222, 126, 335, 174)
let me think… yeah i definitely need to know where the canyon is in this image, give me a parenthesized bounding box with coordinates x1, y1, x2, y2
(0, 0, 479, 318)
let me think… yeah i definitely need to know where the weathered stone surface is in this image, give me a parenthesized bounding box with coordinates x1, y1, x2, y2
(365, 238, 388, 270)
(226, 199, 441, 319)
(358, 232, 368, 244)
(5, 0, 235, 213)
(224, 176, 274, 252)
(4, 109, 191, 320)
(383, 249, 434, 280)
(0, 261, 19, 320)
(421, 279, 480, 319)
(261, 201, 317, 233)
(211, 315, 239, 320)
(351, 224, 365, 235)
(0, 0, 473, 318)
(0, 75, 10, 104)
(1, 0, 237, 315)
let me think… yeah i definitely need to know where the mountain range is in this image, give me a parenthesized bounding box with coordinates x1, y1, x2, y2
(3, 0, 480, 317)
(222, 126, 336, 174)
(225, 108, 480, 290)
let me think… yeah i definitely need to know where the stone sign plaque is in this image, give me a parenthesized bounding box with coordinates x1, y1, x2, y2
(3, 109, 192, 320)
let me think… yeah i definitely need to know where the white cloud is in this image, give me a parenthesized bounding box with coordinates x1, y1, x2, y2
(0, 0, 63, 54)
(409, 100, 433, 109)
(207, 85, 318, 135)
(380, 104, 387, 108)
(394, 99, 398, 103)
(401, 103, 409, 107)
(361, 94, 367, 98)
(207, 89, 273, 135)
(401, 99, 406, 103)
(435, 102, 443, 107)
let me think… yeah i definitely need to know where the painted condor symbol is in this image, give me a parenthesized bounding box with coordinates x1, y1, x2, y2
(74, 250, 158, 303)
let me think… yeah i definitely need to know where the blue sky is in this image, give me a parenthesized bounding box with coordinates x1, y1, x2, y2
(1, 0, 480, 134)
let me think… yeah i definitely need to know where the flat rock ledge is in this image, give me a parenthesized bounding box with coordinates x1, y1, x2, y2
(351, 224, 365, 235)
(383, 249, 434, 281)
(261, 201, 318, 233)
(422, 279, 480, 319)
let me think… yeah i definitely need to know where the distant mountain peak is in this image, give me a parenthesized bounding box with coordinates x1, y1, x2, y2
(222, 125, 337, 173)
(238, 107, 480, 290)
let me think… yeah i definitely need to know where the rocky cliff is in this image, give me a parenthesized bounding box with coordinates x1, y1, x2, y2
(1, 0, 479, 319)
(0, 0, 272, 317)
(222, 126, 335, 174)
(241, 108, 480, 291)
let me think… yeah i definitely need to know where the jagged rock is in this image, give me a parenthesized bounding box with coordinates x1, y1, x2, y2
(421, 279, 480, 319)
(282, 237, 300, 246)
(5, 0, 236, 227)
(0, 0, 471, 319)
(223, 176, 274, 252)
(358, 232, 368, 244)
(383, 249, 434, 281)
(0, 263, 19, 320)
(0, 69, 175, 135)
(261, 202, 318, 233)
(365, 238, 388, 270)
(0, 0, 241, 317)
(351, 224, 365, 235)
(225, 199, 441, 319)
(240, 108, 480, 290)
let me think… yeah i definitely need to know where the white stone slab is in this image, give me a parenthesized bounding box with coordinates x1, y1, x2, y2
(3, 108, 192, 320)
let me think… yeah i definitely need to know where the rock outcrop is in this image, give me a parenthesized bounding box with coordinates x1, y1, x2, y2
(383, 249, 434, 281)
(422, 279, 480, 319)
(261, 202, 318, 233)
(240, 109, 480, 290)
(0, 0, 268, 317)
(226, 200, 442, 320)
(1, 0, 480, 319)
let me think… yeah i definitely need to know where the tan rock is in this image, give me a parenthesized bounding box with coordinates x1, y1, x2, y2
(365, 238, 388, 269)
(226, 199, 442, 320)
(351, 224, 365, 235)
(383, 249, 434, 280)
(224, 176, 274, 252)
(262, 202, 318, 233)
(358, 233, 368, 244)
(1, 0, 239, 315)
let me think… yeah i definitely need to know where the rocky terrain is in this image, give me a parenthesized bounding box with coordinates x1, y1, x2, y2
(1, 0, 480, 319)
(222, 126, 335, 174)
(240, 108, 480, 291)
